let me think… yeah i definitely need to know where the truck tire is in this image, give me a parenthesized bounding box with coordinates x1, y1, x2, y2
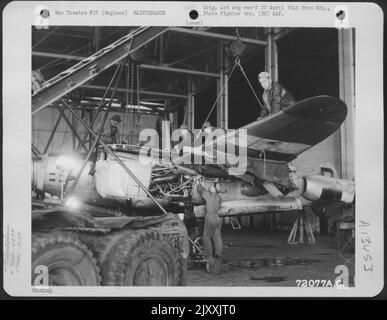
(158, 232, 188, 286)
(96, 229, 182, 286)
(32, 232, 101, 286)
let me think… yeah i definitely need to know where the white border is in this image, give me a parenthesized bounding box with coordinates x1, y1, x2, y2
(2, 1, 384, 297)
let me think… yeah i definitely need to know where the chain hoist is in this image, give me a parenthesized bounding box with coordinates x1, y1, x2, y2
(129, 61, 135, 145)
(134, 63, 142, 144)
(124, 59, 130, 138)
(136, 64, 141, 125)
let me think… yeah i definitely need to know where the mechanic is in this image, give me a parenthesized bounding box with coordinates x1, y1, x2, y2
(258, 71, 296, 118)
(101, 114, 122, 144)
(89, 114, 122, 176)
(197, 182, 223, 274)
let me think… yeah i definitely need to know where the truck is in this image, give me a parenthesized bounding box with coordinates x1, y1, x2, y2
(31, 143, 191, 286)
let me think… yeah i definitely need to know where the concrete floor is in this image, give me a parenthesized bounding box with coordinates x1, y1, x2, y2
(187, 226, 355, 287)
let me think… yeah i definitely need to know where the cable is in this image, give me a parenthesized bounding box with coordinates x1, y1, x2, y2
(232, 27, 264, 111)
(124, 59, 130, 138)
(32, 27, 60, 50)
(129, 61, 135, 145)
(259, 148, 267, 175)
(135, 63, 142, 136)
(39, 29, 121, 71)
(236, 58, 264, 110)
(193, 59, 238, 143)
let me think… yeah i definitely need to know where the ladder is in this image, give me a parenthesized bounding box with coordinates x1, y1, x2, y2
(32, 26, 169, 115)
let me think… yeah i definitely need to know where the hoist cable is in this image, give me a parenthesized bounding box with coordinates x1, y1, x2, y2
(236, 58, 264, 110)
(130, 61, 135, 144)
(136, 63, 141, 127)
(193, 59, 238, 143)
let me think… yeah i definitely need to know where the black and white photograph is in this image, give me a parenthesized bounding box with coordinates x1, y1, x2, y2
(2, 1, 384, 298)
(30, 24, 357, 287)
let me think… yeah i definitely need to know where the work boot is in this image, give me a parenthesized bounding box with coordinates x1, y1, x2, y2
(205, 257, 222, 274)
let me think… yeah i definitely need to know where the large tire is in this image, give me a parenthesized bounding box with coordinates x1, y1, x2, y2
(158, 231, 188, 286)
(93, 229, 182, 286)
(32, 232, 101, 286)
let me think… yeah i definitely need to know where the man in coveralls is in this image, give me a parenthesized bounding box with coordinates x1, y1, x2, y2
(197, 183, 223, 274)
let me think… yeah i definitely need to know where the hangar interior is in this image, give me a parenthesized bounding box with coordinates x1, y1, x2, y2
(31, 26, 355, 286)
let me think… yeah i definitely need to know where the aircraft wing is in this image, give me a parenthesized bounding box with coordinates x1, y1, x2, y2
(211, 95, 348, 163)
(117, 96, 348, 184)
(241, 95, 347, 161)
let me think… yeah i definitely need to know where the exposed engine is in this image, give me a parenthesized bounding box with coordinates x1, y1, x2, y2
(32, 153, 99, 202)
(32, 145, 355, 218)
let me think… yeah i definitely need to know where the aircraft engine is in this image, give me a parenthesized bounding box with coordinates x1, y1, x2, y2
(32, 154, 100, 202)
(191, 177, 262, 205)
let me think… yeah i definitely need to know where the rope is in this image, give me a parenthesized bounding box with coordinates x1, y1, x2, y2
(130, 61, 134, 108)
(32, 26, 60, 50)
(126, 63, 141, 144)
(134, 64, 142, 145)
(39, 29, 121, 71)
(136, 63, 141, 127)
(259, 148, 267, 176)
(233, 27, 264, 112)
(129, 61, 135, 144)
(195, 28, 263, 136)
(236, 58, 264, 110)
(194, 59, 238, 142)
(123, 63, 126, 137)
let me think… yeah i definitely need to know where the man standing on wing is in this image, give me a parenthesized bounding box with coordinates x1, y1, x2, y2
(258, 71, 296, 118)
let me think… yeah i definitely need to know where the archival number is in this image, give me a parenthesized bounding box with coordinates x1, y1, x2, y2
(151, 304, 236, 317)
(296, 265, 349, 288)
(359, 220, 373, 272)
(195, 304, 236, 317)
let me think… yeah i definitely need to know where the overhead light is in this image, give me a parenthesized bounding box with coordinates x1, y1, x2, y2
(124, 104, 153, 111)
(140, 101, 164, 106)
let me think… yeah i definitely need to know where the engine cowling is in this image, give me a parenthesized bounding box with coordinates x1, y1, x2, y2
(32, 154, 100, 201)
(301, 175, 355, 204)
(191, 177, 261, 205)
